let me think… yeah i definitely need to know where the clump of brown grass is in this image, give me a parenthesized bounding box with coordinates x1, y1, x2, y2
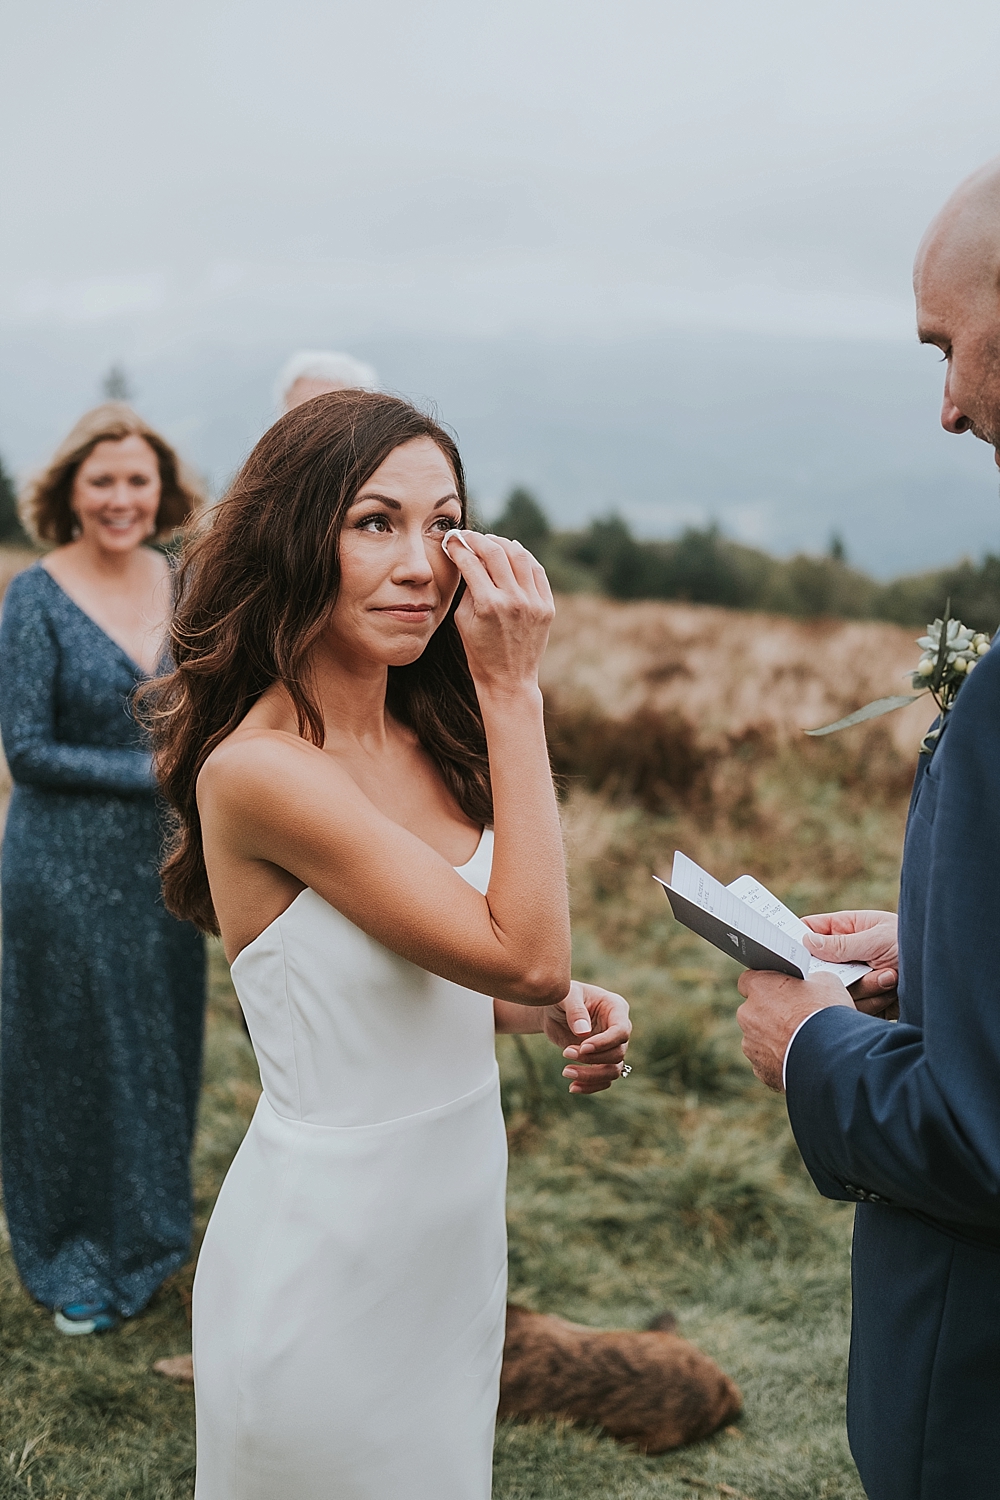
(546, 703, 711, 812)
(546, 696, 916, 822)
(542, 593, 937, 757)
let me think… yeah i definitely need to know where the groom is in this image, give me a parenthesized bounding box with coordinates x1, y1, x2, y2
(737, 157, 1000, 1500)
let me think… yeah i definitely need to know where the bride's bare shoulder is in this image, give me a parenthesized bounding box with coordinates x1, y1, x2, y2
(197, 723, 336, 814)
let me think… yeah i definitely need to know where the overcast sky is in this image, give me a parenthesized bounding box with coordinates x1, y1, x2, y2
(3, 1, 1000, 570)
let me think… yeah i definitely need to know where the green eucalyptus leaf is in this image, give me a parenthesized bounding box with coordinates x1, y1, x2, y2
(804, 693, 928, 736)
(932, 599, 951, 693)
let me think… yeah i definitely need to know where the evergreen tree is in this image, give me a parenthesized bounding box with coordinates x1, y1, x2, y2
(494, 487, 551, 549)
(662, 524, 748, 606)
(0, 449, 28, 545)
(569, 515, 670, 599)
(102, 363, 133, 401)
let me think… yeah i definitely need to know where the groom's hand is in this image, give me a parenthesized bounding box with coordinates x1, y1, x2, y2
(802, 910, 900, 1019)
(736, 970, 854, 1093)
(544, 981, 631, 1094)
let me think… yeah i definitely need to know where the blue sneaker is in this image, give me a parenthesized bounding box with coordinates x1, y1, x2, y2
(54, 1302, 119, 1335)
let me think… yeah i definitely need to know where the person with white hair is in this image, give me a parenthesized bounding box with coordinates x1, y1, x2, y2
(274, 350, 378, 413)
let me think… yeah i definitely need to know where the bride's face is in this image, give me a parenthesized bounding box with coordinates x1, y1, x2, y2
(326, 437, 464, 667)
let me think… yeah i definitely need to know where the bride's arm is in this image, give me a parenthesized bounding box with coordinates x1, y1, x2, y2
(199, 534, 571, 1007)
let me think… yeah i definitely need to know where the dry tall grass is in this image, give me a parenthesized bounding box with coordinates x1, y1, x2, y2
(541, 595, 932, 841)
(542, 593, 937, 755)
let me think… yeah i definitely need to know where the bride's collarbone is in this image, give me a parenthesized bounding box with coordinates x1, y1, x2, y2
(313, 742, 482, 869)
(210, 718, 482, 882)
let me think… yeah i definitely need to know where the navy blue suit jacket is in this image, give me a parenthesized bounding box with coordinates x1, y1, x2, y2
(785, 640, 1000, 1498)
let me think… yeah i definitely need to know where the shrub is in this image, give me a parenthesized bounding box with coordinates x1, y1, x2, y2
(545, 700, 710, 812)
(874, 555, 1000, 635)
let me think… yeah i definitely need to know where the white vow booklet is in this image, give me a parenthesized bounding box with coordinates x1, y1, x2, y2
(655, 851, 870, 988)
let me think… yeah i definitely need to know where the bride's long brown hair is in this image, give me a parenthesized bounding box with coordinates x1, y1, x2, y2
(146, 391, 492, 934)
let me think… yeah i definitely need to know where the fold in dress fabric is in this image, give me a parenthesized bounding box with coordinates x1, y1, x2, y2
(193, 831, 507, 1500)
(0, 564, 206, 1315)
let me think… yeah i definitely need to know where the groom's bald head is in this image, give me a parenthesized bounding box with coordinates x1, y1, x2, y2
(917, 161, 1000, 286)
(916, 158, 1000, 455)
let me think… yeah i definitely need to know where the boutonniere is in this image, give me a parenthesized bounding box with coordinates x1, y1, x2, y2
(806, 603, 992, 755)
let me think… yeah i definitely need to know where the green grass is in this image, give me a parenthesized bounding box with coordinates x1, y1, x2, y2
(0, 771, 906, 1499)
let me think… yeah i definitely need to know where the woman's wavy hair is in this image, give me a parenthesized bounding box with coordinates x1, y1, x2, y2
(146, 390, 491, 933)
(20, 402, 204, 545)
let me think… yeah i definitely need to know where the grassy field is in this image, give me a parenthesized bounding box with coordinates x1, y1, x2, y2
(0, 589, 922, 1499)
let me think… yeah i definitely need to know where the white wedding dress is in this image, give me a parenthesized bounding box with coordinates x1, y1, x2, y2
(192, 831, 507, 1500)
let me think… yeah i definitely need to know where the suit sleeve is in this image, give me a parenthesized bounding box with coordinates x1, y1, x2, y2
(786, 643, 1000, 1229)
(0, 573, 156, 795)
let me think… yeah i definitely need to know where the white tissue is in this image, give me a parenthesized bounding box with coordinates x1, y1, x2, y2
(441, 529, 476, 556)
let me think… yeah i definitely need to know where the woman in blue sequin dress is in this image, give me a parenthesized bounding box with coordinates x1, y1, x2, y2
(0, 405, 206, 1333)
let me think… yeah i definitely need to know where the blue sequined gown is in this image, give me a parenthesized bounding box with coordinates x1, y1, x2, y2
(0, 563, 206, 1316)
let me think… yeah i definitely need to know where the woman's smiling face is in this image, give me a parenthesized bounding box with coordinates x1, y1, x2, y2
(326, 437, 465, 668)
(70, 435, 162, 554)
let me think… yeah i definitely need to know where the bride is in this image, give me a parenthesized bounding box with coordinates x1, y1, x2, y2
(149, 391, 631, 1499)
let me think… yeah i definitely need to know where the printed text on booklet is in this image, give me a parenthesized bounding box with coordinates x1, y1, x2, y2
(655, 852, 869, 986)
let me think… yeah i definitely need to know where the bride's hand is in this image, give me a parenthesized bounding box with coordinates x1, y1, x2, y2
(542, 981, 631, 1094)
(802, 910, 900, 1018)
(442, 532, 554, 694)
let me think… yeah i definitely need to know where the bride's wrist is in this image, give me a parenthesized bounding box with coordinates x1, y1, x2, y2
(476, 681, 544, 715)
